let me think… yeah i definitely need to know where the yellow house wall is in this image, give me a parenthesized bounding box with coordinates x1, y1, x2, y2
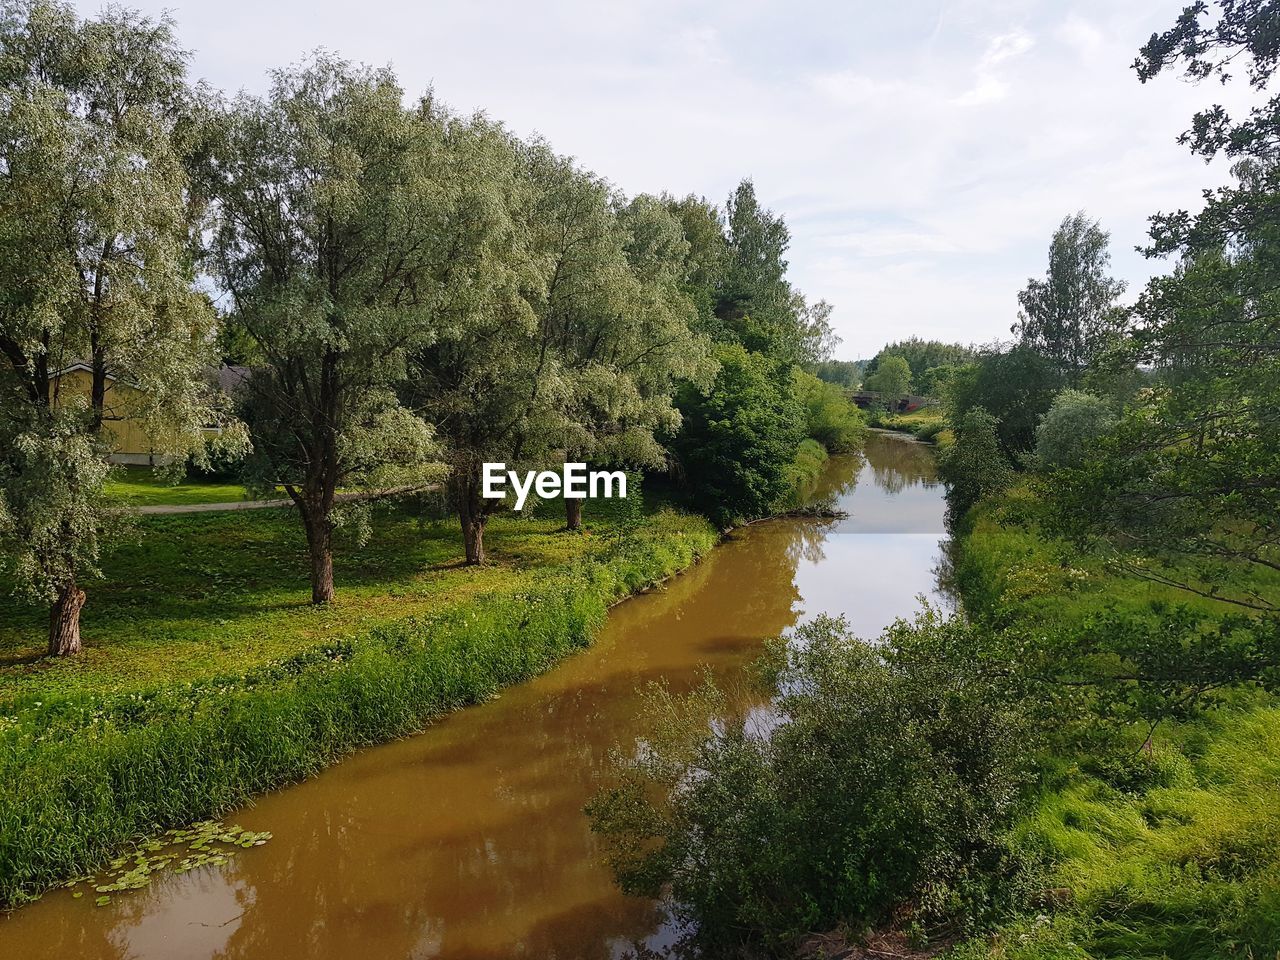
(50, 369, 153, 458)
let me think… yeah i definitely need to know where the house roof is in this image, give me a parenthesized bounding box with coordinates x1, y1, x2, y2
(212, 364, 251, 395)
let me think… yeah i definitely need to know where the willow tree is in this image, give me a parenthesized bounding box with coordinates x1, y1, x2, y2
(408, 120, 560, 564)
(521, 147, 712, 529)
(205, 57, 441, 603)
(0, 1, 234, 655)
(573, 194, 714, 522)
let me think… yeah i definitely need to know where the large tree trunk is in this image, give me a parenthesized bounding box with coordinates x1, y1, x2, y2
(300, 499, 335, 604)
(459, 496, 486, 565)
(48, 580, 85, 657)
(565, 497, 583, 531)
(454, 471, 489, 565)
(460, 514, 486, 565)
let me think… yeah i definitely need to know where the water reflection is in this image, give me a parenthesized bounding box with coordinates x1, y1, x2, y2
(0, 431, 950, 960)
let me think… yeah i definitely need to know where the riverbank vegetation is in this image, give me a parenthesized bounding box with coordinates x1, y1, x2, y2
(0, 0, 869, 907)
(0, 492, 719, 904)
(591, 2, 1280, 956)
(0, 0, 862, 655)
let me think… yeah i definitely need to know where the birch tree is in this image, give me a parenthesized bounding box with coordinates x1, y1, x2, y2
(1015, 213, 1126, 382)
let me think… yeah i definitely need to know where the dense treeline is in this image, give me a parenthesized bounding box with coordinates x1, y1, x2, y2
(864, 336, 978, 397)
(0, 1, 861, 653)
(590, 2, 1280, 956)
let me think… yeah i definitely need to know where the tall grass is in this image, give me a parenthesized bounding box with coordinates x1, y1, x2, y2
(0, 509, 717, 905)
(951, 708, 1280, 959)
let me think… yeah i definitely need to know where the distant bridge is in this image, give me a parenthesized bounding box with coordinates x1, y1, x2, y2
(848, 392, 933, 413)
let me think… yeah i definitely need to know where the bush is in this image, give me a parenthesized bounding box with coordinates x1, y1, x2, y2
(947, 346, 1064, 457)
(1035, 390, 1117, 470)
(792, 368, 865, 453)
(672, 343, 804, 525)
(939, 408, 1015, 522)
(588, 613, 1034, 955)
(779, 438, 828, 508)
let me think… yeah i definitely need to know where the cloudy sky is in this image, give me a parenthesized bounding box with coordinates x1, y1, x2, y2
(73, 0, 1250, 358)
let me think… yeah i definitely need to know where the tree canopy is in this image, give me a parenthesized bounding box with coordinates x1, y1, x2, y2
(0, 0, 239, 653)
(1014, 212, 1126, 383)
(207, 56, 446, 602)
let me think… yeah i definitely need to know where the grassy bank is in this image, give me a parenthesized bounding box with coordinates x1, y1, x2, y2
(948, 483, 1280, 959)
(967, 707, 1280, 959)
(0, 495, 718, 905)
(865, 406, 954, 448)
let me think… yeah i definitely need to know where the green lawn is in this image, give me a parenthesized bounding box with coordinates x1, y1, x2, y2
(0, 493, 681, 703)
(104, 466, 252, 506)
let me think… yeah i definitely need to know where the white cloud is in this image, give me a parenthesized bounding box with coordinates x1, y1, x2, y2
(953, 30, 1034, 106)
(670, 26, 730, 67)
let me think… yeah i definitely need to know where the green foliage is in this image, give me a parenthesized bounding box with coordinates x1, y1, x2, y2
(0, 506, 718, 905)
(792, 368, 866, 454)
(675, 179, 836, 371)
(207, 55, 445, 595)
(808, 358, 864, 389)
(916, 362, 963, 397)
(780, 438, 829, 509)
(950, 480, 1280, 733)
(716, 179, 802, 363)
(953, 709, 1280, 960)
(1014, 212, 1126, 381)
(947, 346, 1065, 457)
(1034, 390, 1117, 470)
(523, 155, 714, 476)
(869, 407, 952, 446)
(1043, 1, 1280, 613)
(671, 344, 804, 525)
(938, 408, 1014, 522)
(865, 338, 976, 384)
(588, 613, 1034, 955)
(864, 353, 912, 403)
(0, 0, 244, 649)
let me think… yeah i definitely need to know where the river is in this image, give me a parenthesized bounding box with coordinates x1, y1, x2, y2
(1, 430, 948, 960)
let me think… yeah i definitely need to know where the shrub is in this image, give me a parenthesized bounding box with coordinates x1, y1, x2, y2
(792, 368, 865, 453)
(672, 343, 804, 525)
(779, 438, 828, 508)
(1035, 390, 1117, 470)
(939, 408, 1014, 522)
(947, 346, 1064, 457)
(588, 613, 1034, 955)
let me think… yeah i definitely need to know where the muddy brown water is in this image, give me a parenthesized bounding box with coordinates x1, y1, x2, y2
(2, 431, 948, 960)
